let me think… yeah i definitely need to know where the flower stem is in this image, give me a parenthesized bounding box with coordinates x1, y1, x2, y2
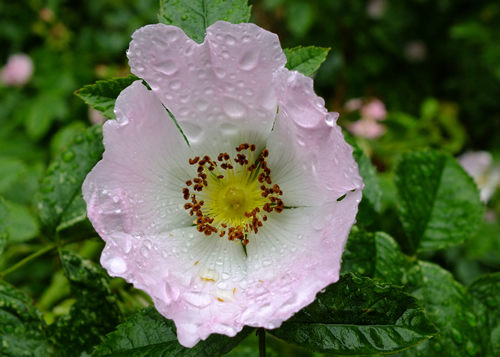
(0, 236, 92, 279)
(258, 328, 266, 357)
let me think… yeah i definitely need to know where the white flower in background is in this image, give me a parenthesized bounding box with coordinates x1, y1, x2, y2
(459, 151, 500, 203)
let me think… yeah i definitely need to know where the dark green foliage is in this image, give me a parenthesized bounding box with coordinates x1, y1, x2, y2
(93, 306, 254, 356)
(268, 274, 437, 355)
(0, 281, 52, 357)
(74, 76, 140, 119)
(158, 0, 251, 43)
(36, 126, 104, 236)
(0, 198, 8, 255)
(283, 46, 330, 77)
(394, 149, 484, 253)
(467, 273, 500, 356)
(46, 251, 122, 357)
(396, 261, 481, 356)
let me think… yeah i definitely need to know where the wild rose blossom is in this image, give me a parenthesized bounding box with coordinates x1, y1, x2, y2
(346, 98, 386, 139)
(1, 54, 34, 87)
(83, 21, 363, 347)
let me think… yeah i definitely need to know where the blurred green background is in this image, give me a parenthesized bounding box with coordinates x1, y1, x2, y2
(1, 0, 499, 355)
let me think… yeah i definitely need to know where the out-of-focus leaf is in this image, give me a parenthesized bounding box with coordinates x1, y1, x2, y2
(36, 125, 104, 235)
(284, 46, 330, 77)
(46, 250, 122, 357)
(158, 0, 251, 43)
(0, 157, 26, 193)
(0, 281, 52, 356)
(394, 149, 484, 253)
(342, 228, 406, 285)
(49, 121, 87, 158)
(396, 261, 481, 356)
(25, 93, 68, 141)
(268, 273, 437, 355)
(345, 135, 382, 224)
(0, 198, 8, 256)
(467, 273, 500, 356)
(74, 75, 139, 119)
(93, 306, 254, 356)
(4, 199, 39, 243)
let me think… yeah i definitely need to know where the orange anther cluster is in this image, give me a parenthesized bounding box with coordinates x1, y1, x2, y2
(181, 143, 284, 245)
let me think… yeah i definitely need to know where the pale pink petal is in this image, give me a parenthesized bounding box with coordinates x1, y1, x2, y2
(100, 225, 248, 348)
(266, 69, 363, 206)
(1, 54, 34, 86)
(458, 151, 500, 202)
(347, 118, 386, 139)
(241, 189, 362, 328)
(128, 21, 286, 157)
(345, 98, 363, 112)
(82, 81, 194, 239)
(361, 98, 386, 121)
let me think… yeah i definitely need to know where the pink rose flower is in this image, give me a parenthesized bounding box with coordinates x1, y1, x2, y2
(1, 54, 34, 87)
(83, 21, 363, 347)
(360, 98, 386, 121)
(347, 117, 386, 139)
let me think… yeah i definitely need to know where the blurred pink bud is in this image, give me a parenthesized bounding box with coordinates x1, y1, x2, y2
(88, 107, 107, 125)
(404, 41, 427, 62)
(345, 98, 363, 112)
(1, 54, 34, 87)
(458, 151, 500, 203)
(361, 98, 386, 121)
(348, 118, 386, 139)
(367, 0, 387, 19)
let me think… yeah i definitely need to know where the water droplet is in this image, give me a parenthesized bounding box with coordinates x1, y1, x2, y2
(107, 256, 127, 274)
(181, 14, 188, 21)
(450, 327, 463, 344)
(62, 150, 75, 162)
(140, 246, 149, 257)
(239, 50, 260, 71)
(222, 272, 230, 280)
(410, 315, 422, 327)
(222, 97, 246, 118)
(154, 60, 177, 75)
(183, 291, 212, 308)
(325, 112, 339, 127)
(161, 250, 168, 258)
(165, 30, 179, 42)
(169, 80, 182, 90)
(214, 67, 226, 78)
(225, 34, 236, 45)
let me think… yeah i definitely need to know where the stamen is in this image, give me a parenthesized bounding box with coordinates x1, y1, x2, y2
(181, 144, 284, 245)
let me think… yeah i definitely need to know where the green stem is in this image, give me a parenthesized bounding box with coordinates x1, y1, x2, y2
(0, 236, 93, 279)
(258, 328, 266, 357)
(0, 243, 57, 279)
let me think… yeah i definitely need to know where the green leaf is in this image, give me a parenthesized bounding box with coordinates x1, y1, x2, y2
(0, 281, 53, 357)
(74, 75, 139, 119)
(0, 198, 8, 256)
(46, 250, 122, 357)
(345, 135, 382, 224)
(268, 273, 437, 355)
(467, 273, 500, 356)
(93, 306, 254, 356)
(3, 200, 39, 243)
(36, 125, 104, 235)
(158, 0, 251, 43)
(284, 46, 330, 77)
(25, 93, 68, 141)
(397, 261, 481, 356)
(394, 149, 484, 253)
(341, 228, 406, 285)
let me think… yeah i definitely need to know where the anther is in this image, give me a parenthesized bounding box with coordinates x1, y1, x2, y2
(185, 180, 192, 186)
(262, 149, 269, 158)
(189, 157, 200, 165)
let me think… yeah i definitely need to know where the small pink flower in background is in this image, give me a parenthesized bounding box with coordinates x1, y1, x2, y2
(348, 118, 386, 139)
(88, 107, 107, 125)
(1, 54, 34, 87)
(458, 151, 500, 203)
(83, 21, 363, 347)
(367, 0, 387, 20)
(360, 98, 386, 121)
(345, 97, 387, 139)
(404, 41, 427, 62)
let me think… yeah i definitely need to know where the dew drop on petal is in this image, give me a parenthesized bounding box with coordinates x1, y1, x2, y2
(325, 112, 339, 127)
(239, 50, 260, 71)
(169, 80, 182, 90)
(225, 34, 236, 45)
(108, 256, 127, 274)
(154, 60, 178, 75)
(183, 291, 212, 308)
(222, 97, 246, 118)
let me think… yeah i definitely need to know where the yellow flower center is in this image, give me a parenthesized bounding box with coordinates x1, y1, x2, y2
(182, 143, 284, 245)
